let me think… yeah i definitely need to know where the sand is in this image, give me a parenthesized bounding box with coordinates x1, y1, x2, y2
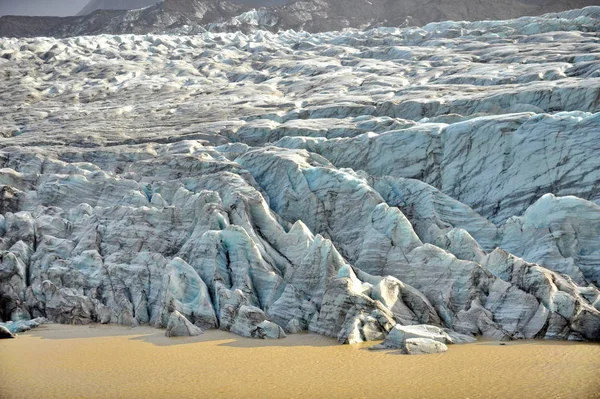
(0, 324, 599, 399)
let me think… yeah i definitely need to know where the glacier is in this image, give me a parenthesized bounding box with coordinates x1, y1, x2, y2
(0, 7, 599, 344)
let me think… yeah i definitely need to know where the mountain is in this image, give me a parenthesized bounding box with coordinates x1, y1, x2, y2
(382, 0, 600, 27)
(1, 0, 599, 37)
(1, 7, 600, 343)
(212, 0, 600, 32)
(0, 0, 250, 38)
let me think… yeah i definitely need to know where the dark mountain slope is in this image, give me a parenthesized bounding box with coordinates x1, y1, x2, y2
(1, 0, 598, 38)
(0, 0, 249, 37)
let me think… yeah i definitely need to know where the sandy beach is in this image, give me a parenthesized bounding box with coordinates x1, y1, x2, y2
(0, 324, 599, 399)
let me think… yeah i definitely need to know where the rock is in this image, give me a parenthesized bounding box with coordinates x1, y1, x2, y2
(0, 325, 16, 338)
(444, 330, 477, 344)
(165, 311, 203, 337)
(372, 324, 453, 350)
(372, 325, 453, 354)
(230, 305, 286, 339)
(403, 338, 448, 355)
(255, 320, 287, 339)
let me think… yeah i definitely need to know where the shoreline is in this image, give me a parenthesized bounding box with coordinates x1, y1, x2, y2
(7, 322, 594, 346)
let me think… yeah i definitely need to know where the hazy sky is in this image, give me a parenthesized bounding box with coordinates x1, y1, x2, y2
(0, 0, 292, 16)
(0, 0, 90, 16)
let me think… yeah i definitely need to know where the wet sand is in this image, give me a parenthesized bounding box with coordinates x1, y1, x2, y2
(0, 324, 599, 399)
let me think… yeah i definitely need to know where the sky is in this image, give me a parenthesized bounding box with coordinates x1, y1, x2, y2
(0, 0, 90, 16)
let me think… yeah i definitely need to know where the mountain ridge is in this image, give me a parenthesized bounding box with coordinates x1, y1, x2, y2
(1, 0, 599, 38)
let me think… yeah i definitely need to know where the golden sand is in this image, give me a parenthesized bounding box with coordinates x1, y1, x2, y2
(0, 324, 599, 399)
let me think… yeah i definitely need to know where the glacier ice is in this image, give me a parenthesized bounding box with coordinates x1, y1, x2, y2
(0, 7, 599, 344)
(165, 310, 203, 337)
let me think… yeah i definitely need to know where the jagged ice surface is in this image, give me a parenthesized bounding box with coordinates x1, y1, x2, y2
(0, 7, 599, 343)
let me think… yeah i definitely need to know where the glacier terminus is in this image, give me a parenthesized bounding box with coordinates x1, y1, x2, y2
(0, 6, 599, 349)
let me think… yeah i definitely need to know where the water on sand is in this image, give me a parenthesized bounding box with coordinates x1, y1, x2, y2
(0, 324, 599, 399)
